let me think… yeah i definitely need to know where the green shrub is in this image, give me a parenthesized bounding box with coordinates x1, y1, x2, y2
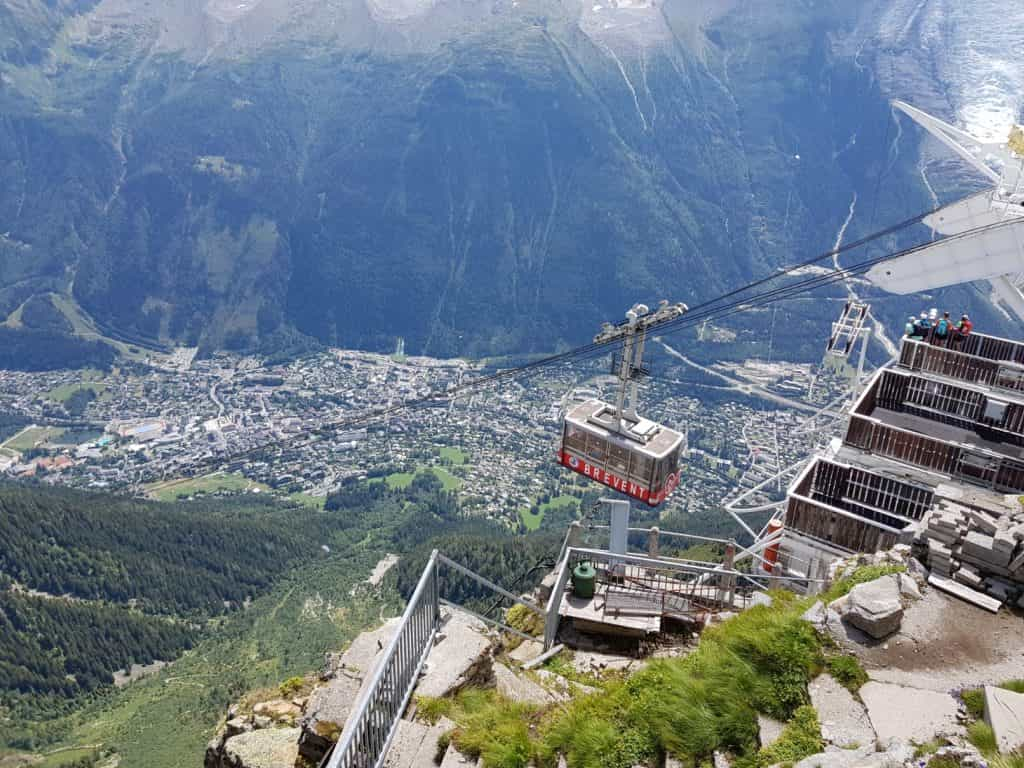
(826, 655, 868, 692)
(961, 688, 986, 720)
(446, 689, 536, 768)
(539, 603, 823, 767)
(506, 604, 544, 637)
(538, 681, 655, 768)
(279, 676, 307, 697)
(756, 706, 823, 767)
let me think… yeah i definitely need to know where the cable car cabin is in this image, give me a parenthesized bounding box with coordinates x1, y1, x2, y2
(557, 399, 684, 507)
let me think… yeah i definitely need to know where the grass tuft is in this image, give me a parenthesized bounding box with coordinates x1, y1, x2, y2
(446, 689, 535, 768)
(825, 655, 868, 693)
(415, 695, 454, 725)
(967, 721, 998, 755)
(754, 705, 823, 767)
(961, 687, 986, 720)
(822, 564, 905, 603)
(912, 738, 943, 758)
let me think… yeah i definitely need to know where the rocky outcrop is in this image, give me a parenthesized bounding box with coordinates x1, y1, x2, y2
(414, 609, 492, 699)
(205, 727, 301, 768)
(205, 607, 496, 768)
(298, 618, 400, 763)
(829, 571, 922, 641)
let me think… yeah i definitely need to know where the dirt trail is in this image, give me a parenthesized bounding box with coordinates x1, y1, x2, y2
(856, 588, 1024, 692)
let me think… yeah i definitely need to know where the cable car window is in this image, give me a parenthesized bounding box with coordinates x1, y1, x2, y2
(651, 456, 666, 487)
(607, 442, 630, 473)
(564, 424, 588, 453)
(984, 398, 1008, 422)
(586, 432, 607, 462)
(629, 453, 653, 483)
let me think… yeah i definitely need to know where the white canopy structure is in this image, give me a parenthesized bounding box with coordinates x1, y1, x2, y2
(865, 101, 1024, 320)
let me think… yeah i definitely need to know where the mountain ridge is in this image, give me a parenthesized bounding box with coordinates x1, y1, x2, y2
(0, 1, 999, 359)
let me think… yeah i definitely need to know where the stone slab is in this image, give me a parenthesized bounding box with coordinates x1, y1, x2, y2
(808, 674, 876, 749)
(757, 714, 784, 748)
(984, 685, 1024, 754)
(928, 574, 1003, 613)
(383, 717, 454, 768)
(508, 639, 544, 665)
(416, 608, 492, 699)
(494, 662, 562, 706)
(966, 508, 999, 534)
(223, 727, 301, 768)
(439, 744, 478, 767)
(859, 682, 959, 746)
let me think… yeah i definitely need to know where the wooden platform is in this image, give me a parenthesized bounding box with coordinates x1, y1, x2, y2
(559, 583, 662, 638)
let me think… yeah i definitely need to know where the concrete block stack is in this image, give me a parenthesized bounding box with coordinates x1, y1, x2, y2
(923, 508, 963, 578)
(921, 499, 1024, 608)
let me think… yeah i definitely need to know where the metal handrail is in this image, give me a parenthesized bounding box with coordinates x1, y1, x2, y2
(542, 546, 827, 649)
(543, 557, 573, 650)
(325, 550, 441, 768)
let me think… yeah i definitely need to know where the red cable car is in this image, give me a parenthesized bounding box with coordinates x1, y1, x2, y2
(558, 399, 684, 507)
(555, 300, 688, 507)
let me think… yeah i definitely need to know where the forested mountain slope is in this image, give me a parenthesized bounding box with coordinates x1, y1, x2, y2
(0, 484, 335, 614)
(0, 475, 566, 765)
(0, 0, 979, 358)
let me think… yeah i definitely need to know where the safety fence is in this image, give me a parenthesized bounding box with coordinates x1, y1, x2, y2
(324, 551, 544, 768)
(324, 551, 441, 768)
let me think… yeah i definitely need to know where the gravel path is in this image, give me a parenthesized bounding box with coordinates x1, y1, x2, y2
(855, 587, 1024, 692)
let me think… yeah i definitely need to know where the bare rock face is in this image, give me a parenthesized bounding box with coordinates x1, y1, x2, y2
(205, 727, 301, 768)
(414, 609, 492, 699)
(297, 673, 363, 761)
(808, 674, 875, 749)
(792, 741, 913, 768)
(299, 618, 401, 763)
(223, 727, 301, 768)
(837, 575, 904, 640)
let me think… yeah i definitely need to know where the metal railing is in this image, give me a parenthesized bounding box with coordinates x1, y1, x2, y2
(543, 546, 827, 648)
(325, 551, 441, 768)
